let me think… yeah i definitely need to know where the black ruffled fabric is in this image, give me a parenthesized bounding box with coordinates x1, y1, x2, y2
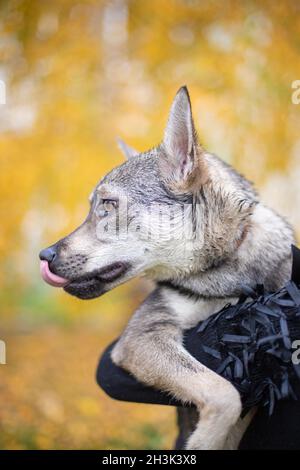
(194, 246, 300, 415)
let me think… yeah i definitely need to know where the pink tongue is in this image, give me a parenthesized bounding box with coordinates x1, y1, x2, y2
(40, 260, 69, 288)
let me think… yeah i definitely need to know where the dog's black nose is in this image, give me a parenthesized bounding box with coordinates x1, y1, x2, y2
(39, 246, 57, 263)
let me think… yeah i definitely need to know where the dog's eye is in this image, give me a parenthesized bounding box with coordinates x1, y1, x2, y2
(96, 198, 118, 217)
(103, 199, 117, 212)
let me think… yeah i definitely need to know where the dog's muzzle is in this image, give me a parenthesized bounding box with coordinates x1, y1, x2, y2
(64, 262, 130, 299)
(39, 246, 129, 299)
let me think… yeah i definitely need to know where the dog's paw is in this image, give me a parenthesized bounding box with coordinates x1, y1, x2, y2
(185, 428, 226, 451)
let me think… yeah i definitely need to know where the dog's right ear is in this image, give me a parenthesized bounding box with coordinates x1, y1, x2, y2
(160, 86, 206, 192)
(117, 137, 139, 160)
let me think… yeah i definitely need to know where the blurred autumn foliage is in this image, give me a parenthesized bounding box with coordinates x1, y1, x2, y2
(0, 0, 300, 449)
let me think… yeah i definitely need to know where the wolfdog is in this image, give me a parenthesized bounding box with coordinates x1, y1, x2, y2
(40, 87, 294, 449)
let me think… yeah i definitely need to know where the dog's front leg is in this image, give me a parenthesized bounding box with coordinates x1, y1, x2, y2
(111, 299, 242, 450)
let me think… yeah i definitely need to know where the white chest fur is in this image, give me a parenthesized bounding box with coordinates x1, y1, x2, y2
(162, 288, 238, 330)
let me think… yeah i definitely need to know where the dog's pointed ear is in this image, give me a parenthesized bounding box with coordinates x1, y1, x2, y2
(160, 86, 206, 191)
(117, 137, 139, 160)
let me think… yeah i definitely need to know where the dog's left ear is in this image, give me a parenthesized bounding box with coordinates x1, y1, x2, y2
(160, 86, 206, 191)
(117, 137, 139, 160)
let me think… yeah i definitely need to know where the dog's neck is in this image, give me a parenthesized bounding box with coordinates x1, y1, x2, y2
(157, 224, 250, 300)
(155, 204, 293, 299)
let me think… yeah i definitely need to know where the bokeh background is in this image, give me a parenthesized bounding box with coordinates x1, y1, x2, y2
(0, 0, 300, 449)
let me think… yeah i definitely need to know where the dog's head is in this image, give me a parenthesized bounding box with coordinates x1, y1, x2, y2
(40, 86, 257, 299)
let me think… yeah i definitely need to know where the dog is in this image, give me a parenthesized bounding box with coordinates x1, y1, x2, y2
(39, 86, 294, 449)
